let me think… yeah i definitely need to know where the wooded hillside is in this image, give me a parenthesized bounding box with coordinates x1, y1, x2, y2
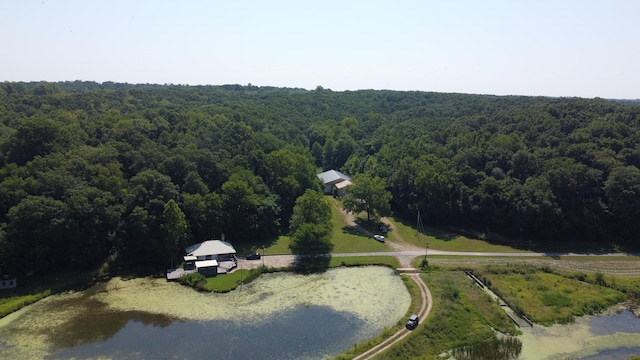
(1, 82, 639, 276)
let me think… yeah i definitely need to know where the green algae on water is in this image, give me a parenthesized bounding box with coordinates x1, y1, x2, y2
(0, 266, 410, 360)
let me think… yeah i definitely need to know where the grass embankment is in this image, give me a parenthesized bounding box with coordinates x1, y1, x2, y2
(386, 215, 529, 253)
(375, 270, 517, 360)
(0, 291, 51, 318)
(0, 271, 96, 318)
(329, 256, 399, 268)
(334, 274, 423, 360)
(197, 256, 399, 292)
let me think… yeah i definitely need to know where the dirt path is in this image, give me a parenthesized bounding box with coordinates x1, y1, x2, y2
(238, 204, 640, 358)
(336, 202, 423, 268)
(353, 273, 432, 360)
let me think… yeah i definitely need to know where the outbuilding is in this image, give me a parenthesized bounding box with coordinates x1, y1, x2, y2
(317, 170, 352, 195)
(195, 259, 219, 277)
(0, 275, 16, 290)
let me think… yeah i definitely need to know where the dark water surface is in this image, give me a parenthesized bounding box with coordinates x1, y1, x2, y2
(581, 310, 640, 360)
(589, 310, 640, 336)
(581, 347, 640, 360)
(1, 267, 411, 360)
(47, 305, 363, 360)
(46, 305, 364, 360)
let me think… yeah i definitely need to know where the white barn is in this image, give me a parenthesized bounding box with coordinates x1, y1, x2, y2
(317, 170, 352, 195)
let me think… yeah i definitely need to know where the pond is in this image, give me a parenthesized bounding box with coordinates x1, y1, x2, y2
(0, 266, 411, 360)
(519, 308, 640, 359)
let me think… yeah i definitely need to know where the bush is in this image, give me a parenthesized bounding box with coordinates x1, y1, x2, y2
(178, 272, 206, 290)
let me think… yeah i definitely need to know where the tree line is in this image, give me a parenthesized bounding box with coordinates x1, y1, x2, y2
(0, 82, 639, 277)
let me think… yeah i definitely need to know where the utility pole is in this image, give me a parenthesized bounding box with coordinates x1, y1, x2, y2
(425, 238, 429, 260)
(417, 211, 428, 263)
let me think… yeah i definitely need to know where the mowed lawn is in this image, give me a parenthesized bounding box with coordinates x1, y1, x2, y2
(265, 195, 529, 255)
(264, 197, 389, 255)
(384, 215, 530, 253)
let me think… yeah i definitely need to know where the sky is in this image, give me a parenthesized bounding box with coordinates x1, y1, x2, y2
(1, 0, 639, 99)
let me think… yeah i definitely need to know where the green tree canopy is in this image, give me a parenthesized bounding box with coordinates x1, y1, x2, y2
(289, 223, 334, 256)
(161, 199, 190, 267)
(289, 189, 332, 236)
(288, 189, 333, 257)
(342, 173, 392, 222)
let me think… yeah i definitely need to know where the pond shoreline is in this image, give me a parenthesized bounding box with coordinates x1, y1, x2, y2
(0, 266, 412, 360)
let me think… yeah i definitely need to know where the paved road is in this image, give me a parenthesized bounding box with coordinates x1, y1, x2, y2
(240, 249, 637, 270)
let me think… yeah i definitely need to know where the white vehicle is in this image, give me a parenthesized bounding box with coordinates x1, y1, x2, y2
(373, 234, 385, 243)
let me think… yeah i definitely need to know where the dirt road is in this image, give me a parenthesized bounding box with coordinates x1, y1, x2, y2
(236, 205, 640, 359)
(352, 272, 432, 360)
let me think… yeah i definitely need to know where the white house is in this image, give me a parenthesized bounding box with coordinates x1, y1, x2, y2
(317, 170, 352, 195)
(185, 239, 237, 262)
(168, 239, 237, 280)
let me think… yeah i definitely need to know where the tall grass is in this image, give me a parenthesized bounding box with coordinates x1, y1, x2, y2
(451, 336, 522, 360)
(474, 265, 627, 325)
(376, 271, 517, 359)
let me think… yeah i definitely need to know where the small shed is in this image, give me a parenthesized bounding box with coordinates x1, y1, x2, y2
(196, 259, 219, 277)
(334, 179, 353, 197)
(0, 275, 16, 290)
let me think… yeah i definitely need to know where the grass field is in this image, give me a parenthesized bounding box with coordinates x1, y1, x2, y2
(385, 215, 530, 253)
(264, 196, 538, 255)
(425, 255, 640, 278)
(263, 197, 389, 255)
(377, 270, 517, 359)
(474, 265, 627, 325)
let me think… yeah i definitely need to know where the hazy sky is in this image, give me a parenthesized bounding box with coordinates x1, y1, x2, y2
(2, 1, 639, 99)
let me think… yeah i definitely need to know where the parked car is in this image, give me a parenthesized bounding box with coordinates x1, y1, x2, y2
(373, 234, 385, 243)
(406, 314, 419, 330)
(246, 253, 261, 260)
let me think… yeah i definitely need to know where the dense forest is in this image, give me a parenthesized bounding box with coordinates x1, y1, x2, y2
(1, 81, 639, 277)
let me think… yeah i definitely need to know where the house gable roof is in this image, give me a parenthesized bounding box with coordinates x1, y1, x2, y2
(317, 170, 351, 185)
(185, 240, 237, 257)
